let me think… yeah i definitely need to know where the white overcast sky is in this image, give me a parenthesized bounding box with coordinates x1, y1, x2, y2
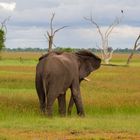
(0, 0, 140, 49)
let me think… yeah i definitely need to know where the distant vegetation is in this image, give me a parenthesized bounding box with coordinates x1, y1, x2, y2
(3, 47, 140, 53)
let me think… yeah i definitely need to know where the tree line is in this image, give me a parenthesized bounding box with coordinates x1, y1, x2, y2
(3, 47, 140, 53)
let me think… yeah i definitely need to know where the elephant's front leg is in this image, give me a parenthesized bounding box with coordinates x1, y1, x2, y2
(71, 82, 85, 116)
(67, 95, 74, 115)
(58, 93, 66, 117)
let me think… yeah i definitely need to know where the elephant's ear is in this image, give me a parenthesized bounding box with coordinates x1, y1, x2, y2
(78, 56, 93, 80)
(75, 50, 101, 80)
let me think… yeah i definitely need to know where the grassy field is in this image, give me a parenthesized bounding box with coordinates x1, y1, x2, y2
(0, 52, 140, 140)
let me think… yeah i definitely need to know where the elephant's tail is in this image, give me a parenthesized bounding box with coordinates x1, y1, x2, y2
(35, 73, 46, 111)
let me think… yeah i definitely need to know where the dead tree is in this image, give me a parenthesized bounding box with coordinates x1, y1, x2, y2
(84, 11, 124, 64)
(126, 34, 140, 65)
(44, 13, 67, 52)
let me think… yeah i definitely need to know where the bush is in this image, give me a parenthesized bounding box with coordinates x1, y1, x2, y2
(0, 29, 5, 51)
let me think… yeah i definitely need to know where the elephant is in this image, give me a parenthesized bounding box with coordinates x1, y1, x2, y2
(35, 50, 101, 117)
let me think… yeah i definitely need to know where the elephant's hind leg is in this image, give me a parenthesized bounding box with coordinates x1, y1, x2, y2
(67, 95, 74, 115)
(46, 90, 56, 117)
(58, 93, 66, 116)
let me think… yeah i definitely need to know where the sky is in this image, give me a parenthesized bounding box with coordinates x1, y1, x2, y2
(0, 0, 140, 49)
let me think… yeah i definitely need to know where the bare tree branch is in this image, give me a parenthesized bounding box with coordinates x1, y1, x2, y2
(53, 26, 68, 36)
(47, 31, 50, 37)
(44, 13, 68, 52)
(0, 16, 11, 34)
(105, 18, 118, 38)
(44, 33, 49, 41)
(134, 34, 140, 49)
(84, 16, 104, 42)
(127, 34, 140, 65)
(105, 12, 123, 38)
(50, 13, 55, 35)
(53, 42, 57, 48)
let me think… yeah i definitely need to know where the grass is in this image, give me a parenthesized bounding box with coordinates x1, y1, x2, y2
(0, 52, 140, 139)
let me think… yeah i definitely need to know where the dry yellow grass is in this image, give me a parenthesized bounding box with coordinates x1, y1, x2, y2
(1, 51, 42, 60)
(0, 52, 140, 140)
(0, 128, 140, 140)
(0, 65, 35, 72)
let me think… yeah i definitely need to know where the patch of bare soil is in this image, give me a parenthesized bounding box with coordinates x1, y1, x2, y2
(0, 129, 140, 140)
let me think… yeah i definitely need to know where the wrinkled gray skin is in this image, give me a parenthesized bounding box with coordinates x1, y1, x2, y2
(35, 50, 101, 117)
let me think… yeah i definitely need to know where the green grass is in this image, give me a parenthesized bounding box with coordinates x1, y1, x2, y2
(0, 52, 140, 139)
(1, 114, 140, 133)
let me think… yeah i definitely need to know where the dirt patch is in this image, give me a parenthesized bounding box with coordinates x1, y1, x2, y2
(0, 128, 140, 140)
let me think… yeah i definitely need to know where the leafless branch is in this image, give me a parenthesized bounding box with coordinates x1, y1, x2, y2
(0, 16, 11, 34)
(53, 26, 68, 35)
(44, 34, 49, 41)
(84, 16, 104, 42)
(105, 18, 118, 38)
(127, 34, 140, 65)
(105, 12, 123, 38)
(53, 42, 57, 48)
(134, 34, 140, 49)
(47, 31, 50, 37)
(50, 13, 55, 35)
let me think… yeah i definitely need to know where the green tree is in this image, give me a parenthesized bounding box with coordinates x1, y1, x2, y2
(0, 29, 5, 51)
(0, 17, 10, 59)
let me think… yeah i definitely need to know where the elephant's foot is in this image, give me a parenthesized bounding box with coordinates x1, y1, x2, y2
(76, 107, 85, 117)
(78, 112, 85, 117)
(40, 104, 46, 115)
(67, 108, 72, 116)
(60, 113, 66, 117)
(59, 108, 66, 117)
(46, 105, 53, 117)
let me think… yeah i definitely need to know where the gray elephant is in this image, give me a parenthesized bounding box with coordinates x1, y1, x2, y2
(35, 50, 101, 117)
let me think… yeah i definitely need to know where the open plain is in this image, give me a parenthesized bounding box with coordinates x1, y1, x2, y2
(0, 52, 140, 140)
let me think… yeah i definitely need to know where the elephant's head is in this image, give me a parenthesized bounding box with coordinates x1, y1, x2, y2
(75, 50, 101, 81)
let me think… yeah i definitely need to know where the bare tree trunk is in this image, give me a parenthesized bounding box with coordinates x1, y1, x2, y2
(48, 36, 53, 52)
(84, 11, 124, 64)
(126, 52, 134, 65)
(44, 13, 68, 52)
(126, 34, 140, 65)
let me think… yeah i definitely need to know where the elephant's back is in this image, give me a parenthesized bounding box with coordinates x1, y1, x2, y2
(44, 54, 77, 90)
(46, 54, 76, 73)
